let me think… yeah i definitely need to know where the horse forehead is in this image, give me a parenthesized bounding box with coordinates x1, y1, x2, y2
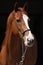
(15, 11, 22, 18)
(22, 14, 28, 20)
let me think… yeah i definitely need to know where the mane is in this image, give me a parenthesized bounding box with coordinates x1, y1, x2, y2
(0, 10, 22, 65)
(2, 10, 18, 47)
(1, 1, 29, 49)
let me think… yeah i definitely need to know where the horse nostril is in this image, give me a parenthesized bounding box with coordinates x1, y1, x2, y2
(27, 39, 34, 47)
(27, 39, 29, 42)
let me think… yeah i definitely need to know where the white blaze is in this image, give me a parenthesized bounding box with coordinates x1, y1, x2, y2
(22, 14, 30, 29)
(22, 14, 34, 46)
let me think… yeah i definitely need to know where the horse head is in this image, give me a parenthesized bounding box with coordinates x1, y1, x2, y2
(11, 2, 34, 47)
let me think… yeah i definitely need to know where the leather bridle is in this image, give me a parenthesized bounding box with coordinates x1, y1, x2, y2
(22, 29, 30, 36)
(15, 21, 30, 65)
(14, 16, 34, 65)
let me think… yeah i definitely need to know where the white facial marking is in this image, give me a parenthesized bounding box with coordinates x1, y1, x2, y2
(22, 14, 34, 46)
(22, 14, 30, 29)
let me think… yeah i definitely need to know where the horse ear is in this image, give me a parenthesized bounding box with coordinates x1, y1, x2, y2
(14, 2, 18, 10)
(23, 2, 29, 11)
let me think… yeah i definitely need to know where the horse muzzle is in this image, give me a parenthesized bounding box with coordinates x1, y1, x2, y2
(23, 35, 34, 47)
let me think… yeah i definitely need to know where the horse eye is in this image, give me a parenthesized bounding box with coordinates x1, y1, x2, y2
(16, 19, 21, 23)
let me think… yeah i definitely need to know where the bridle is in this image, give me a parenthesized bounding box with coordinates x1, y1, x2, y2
(22, 29, 30, 36)
(16, 27, 34, 65)
(14, 12, 34, 65)
(15, 21, 30, 65)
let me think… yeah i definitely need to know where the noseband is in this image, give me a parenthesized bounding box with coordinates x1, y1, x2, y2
(22, 29, 30, 36)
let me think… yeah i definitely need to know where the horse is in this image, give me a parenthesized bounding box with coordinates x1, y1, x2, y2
(0, 2, 38, 65)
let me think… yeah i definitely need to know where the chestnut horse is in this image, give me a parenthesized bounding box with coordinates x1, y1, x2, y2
(0, 2, 37, 65)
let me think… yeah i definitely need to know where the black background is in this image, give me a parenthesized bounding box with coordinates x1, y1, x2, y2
(0, 0, 43, 65)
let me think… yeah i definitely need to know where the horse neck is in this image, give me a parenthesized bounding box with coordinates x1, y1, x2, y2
(10, 33, 22, 47)
(8, 33, 22, 64)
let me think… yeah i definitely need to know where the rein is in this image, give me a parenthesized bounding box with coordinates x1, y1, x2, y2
(19, 41, 28, 65)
